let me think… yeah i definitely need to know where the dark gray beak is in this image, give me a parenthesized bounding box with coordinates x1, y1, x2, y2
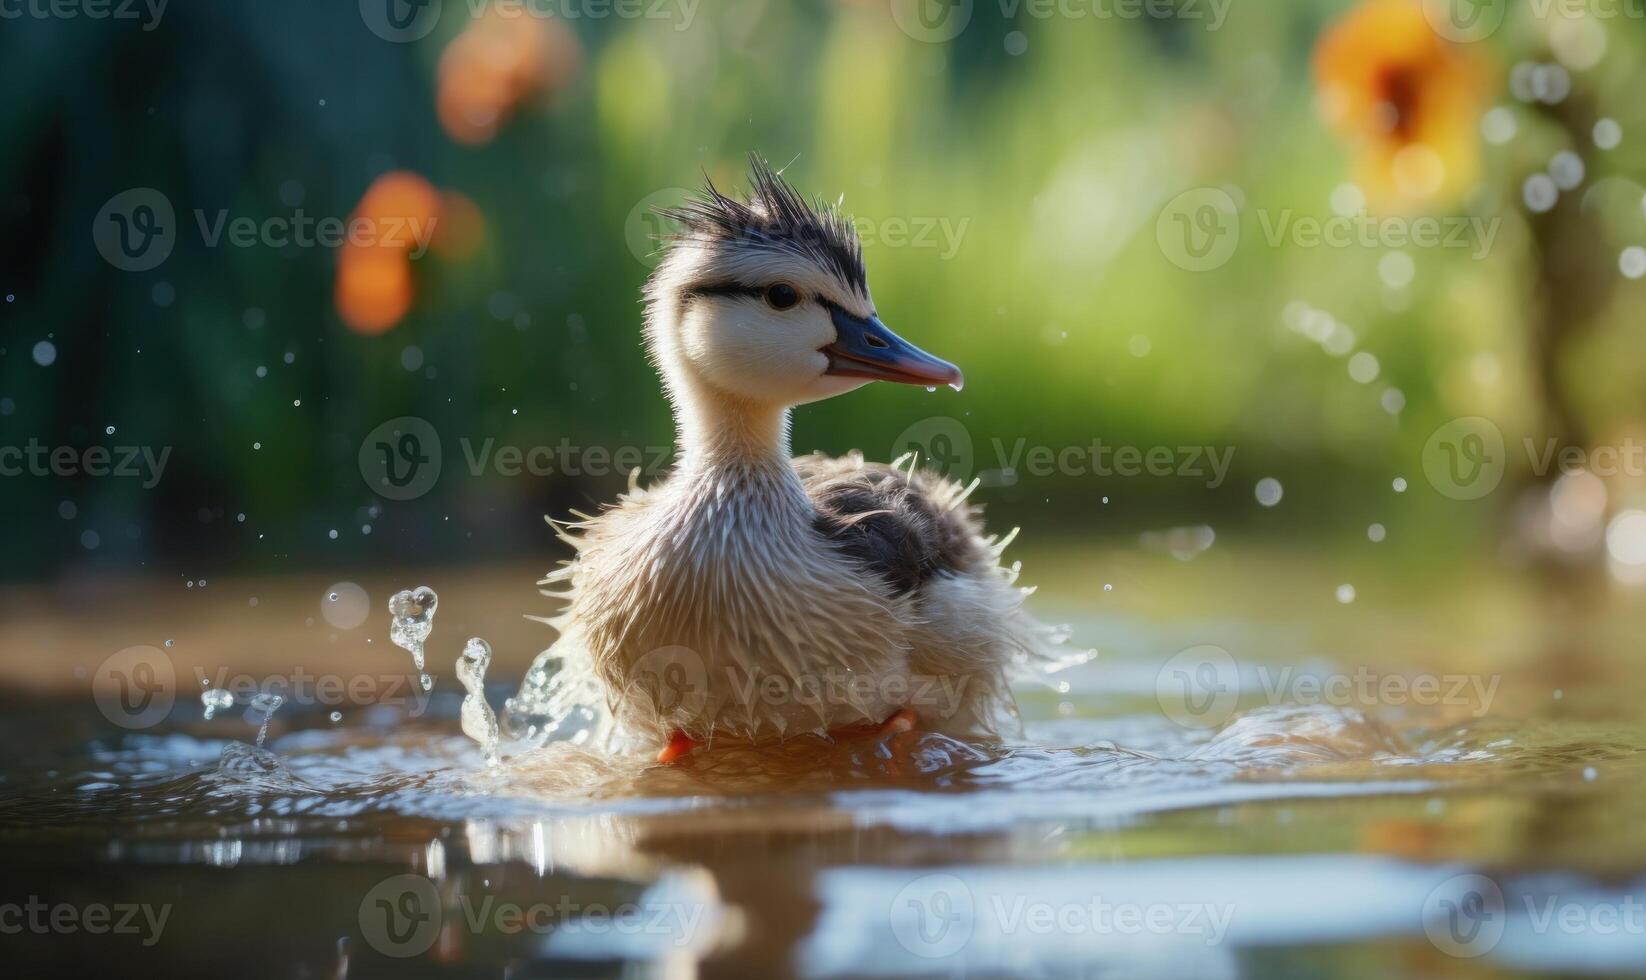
(822, 308, 964, 389)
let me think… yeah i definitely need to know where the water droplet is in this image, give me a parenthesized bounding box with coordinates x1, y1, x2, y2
(1549, 151, 1585, 191)
(1378, 252, 1415, 290)
(1481, 106, 1516, 145)
(1368, 523, 1387, 543)
(1523, 173, 1558, 213)
(1336, 583, 1357, 604)
(458, 637, 501, 768)
(1255, 478, 1283, 507)
(201, 688, 234, 721)
(1393, 477, 1408, 493)
(321, 582, 370, 630)
(1348, 351, 1380, 384)
(1620, 246, 1646, 280)
(1594, 118, 1622, 150)
(389, 586, 439, 675)
(31, 340, 56, 367)
(329, 711, 343, 723)
(248, 692, 284, 748)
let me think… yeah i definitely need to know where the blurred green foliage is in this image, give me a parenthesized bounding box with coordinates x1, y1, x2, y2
(3, 0, 1646, 580)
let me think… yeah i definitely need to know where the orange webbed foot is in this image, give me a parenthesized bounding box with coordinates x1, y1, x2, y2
(656, 730, 698, 764)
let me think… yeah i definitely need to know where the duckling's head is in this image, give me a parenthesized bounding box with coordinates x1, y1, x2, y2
(643, 157, 962, 413)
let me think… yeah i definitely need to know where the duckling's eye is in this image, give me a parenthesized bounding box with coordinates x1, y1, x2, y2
(764, 283, 800, 311)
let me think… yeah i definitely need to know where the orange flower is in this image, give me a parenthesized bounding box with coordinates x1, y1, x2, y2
(437, 9, 581, 146)
(1313, 0, 1490, 211)
(336, 171, 442, 335)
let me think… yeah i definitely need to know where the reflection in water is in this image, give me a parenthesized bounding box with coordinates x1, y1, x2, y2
(4, 550, 1646, 977)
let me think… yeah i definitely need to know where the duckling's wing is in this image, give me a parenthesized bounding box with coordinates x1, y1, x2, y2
(795, 452, 983, 596)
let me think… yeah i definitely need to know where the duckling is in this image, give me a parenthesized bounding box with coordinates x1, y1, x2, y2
(506, 157, 1071, 761)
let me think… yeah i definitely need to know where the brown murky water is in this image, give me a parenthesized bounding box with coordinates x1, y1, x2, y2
(1, 544, 1643, 977)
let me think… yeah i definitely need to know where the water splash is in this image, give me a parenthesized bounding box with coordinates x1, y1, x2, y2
(457, 638, 501, 768)
(248, 692, 284, 749)
(201, 687, 234, 721)
(388, 586, 438, 692)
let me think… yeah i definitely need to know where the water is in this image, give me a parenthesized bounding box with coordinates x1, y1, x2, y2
(457, 637, 501, 768)
(1, 552, 1644, 976)
(200, 686, 233, 721)
(247, 692, 284, 749)
(387, 586, 437, 693)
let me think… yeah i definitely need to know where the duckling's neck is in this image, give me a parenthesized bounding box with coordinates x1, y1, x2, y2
(671, 376, 796, 476)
